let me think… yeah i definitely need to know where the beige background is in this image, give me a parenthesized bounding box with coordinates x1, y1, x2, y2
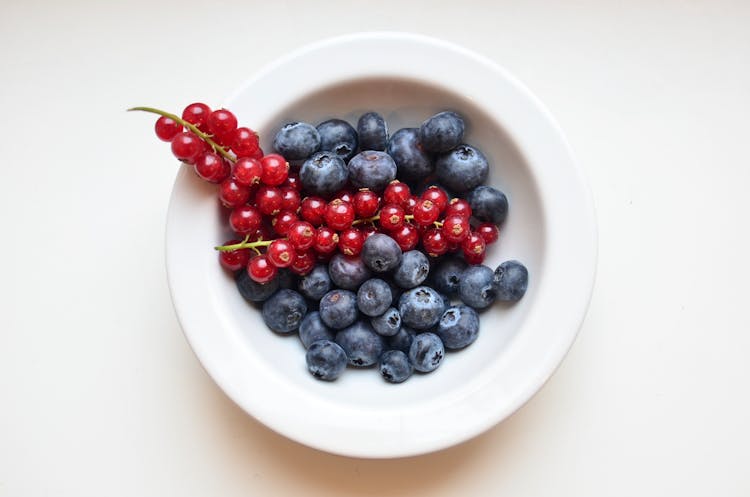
(1, 1, 749, 495)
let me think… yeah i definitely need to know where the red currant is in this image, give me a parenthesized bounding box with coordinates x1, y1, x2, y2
(324, 199, 355, 231)
(353, 189, 380, 218)
(442, 214, 471, 244)
(421, 186, 448, 213)
(412, 199, 440, 226)
(271, 210, 298, 236)
(232, 157, 263, 186)
(231, 127, 260, 158)
(155, 116, 183, 141)
(171, 132, 203, 163)
(288, 221, 315, 250)
(207, 109, 238, 145)
(338, 228, 365, 256)
(260, 154, 289, 186)
(279, 186, 301, 212)
(284, 172, 302, 191)
(229, 205, 262, 235)
(255, 186, 282, 216)
(300, 196, 327, 226)
(378, 203, 405, 231)
(218, 239, 251, 272)
(477, 222, 499, 245)
(383, 181, 411, 207)
(445, 198, 472, 219)
(194, 152, 230, 183)
(313, 226, 339, 255)
(422, 228, 449, 257)
(461, 232, 486, 264)
(333, 189, 355, 204)
(403, 195, 418, 215)
(247, 254, 277, 283)
(290, 250, 316, 275)
(181, 102, 211, 130)
(392, 224, 419, 251)
(266, 239, 295, 268)
(360, 225, 379, 239)
(218, 178, 251, 208)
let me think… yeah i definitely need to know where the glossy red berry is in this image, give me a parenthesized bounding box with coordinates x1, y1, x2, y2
(267, 239, 295, 268)
(260, 154, 289, 186)
(279, 186, 301, 212)
(218, 239, 251, 272)
(218, 178, 251, 208)
(333, 189, 355, 204)
(461, 232, 486, 264)
(171, 132, 203, 163)
(271, 210, 298, 236)
(229, 205, 262, 235)
(207, 109, 238, 145)
(422, 228, 449, 257)
(477, 222, 499, 244)
(360, 225, 379, 239)
(288, 221, 315, 250)
(284, 172, 302, 191)
(324, 199, 355, 231)
(442, 214, 471, 244)
(155, 116, 183, 141)
(412, 199, 440, 226)
(353, 189, 380, 218)
(445, 198, 472, 219)
(313, 226, 339, 255)
(232, 157, 263, 186)
(338, 228, 365, 256)
(255, 186, 283, 216)
(300, 196, 327, 226)
(392, 224, 419, 251)
(403, 195, 418, 215)
(181, 102, 211, 130)
(194, 152, 231, 183)
(383, 181, 411, 207)
(290, 250, 316, 275)
(231, 127, 260, 158)
(421, 186, 449, 213)
(247, 254, 277, 283)
(378, 203, 405, 231)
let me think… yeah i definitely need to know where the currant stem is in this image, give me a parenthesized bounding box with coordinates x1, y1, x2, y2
(215, 239, 273, 252)
(128, 106, 236, 163)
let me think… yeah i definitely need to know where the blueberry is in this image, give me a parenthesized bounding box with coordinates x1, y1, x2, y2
(408, 332, 444, 373)
(371, 307, 401, 337)
(235, 268, 279, 302)
(387, 128, 434, 182)
(319, 289, 358, 329)
(379, 350, 413, 383)
(435, 144, 489, 193)
(299, 151, 349, 197)
(398, 286, 446, 330)
(436, 305, 479, 349)
(298, 264, 332, 301)
(357, 111, 388, 151)
(261, 289, 307, 333)
(429, 256, 467, 296)
(272, 122, 320, 160)
(306, 340, 348, 381)
(299, 311, 335, 348)
(387, 325, 416, 353)
(437, 292, 452, 309)
(276, 268, 298, 289)
(466, 186, 508, 225)
(335, 320, 386, 367)
(347, 151, 397, 192)
(361, 233, 402, 273)
(317, 118, 358, 161)
(328, 253, 372, 290)
(393, 250, 430, 289)
(356, 278, 393, 317)
(419, 111, 465, 153)
(493, 260, 528, 301)
(458, 265, 497, 309)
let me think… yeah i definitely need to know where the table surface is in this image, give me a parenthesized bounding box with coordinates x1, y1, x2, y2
(2, 1, 749, 495)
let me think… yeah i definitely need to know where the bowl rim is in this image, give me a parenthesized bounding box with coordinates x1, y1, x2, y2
(166, 31, 597, 458)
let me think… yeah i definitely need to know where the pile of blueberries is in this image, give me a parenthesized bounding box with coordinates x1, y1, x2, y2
(235, 110, 528, 383)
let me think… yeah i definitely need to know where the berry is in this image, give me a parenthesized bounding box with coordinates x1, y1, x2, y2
(442, 214, 470, 244)
(255, 185, 283, 216)
(155, 116, 183, 141)
(232, 157, 263, 186)
(338, 227, 365, 256)
(236, 267, 279, 302)
(461, 232, 486, 262)
(463, 247, 486, 265)
(379, 350, 413, 383)
(378, 203, 405, 232)
(357, 111, 388, 151)
(248, 254, 277, 284)
(317, 118, 359, 161)
(445, 198, 472, 219)
(387, 128, 433, 182)
(261, 289, 307, 333)
(387, 326, 416, 354)
(327, 254, 371, 290)
(218, 178, 251, 208)
(218, 239, 251, 272)
(429, 256, 467, 295)
(492, 260, 528, 301)
(412, 199, 440, 226)
(324, 199, 355, 231)
(458, 265, 496, 309)
(171, 132, 203, 163)
(435, 144, 489, 193)
(408, 332, 444, 373)
(290, 249, 316, 275)
(466, 185, 509, 225)
(306, 340, 348, 380)
(477, 222, 499, 244)
(297, 264, 332, 301)
(181, 102, 211, 130)
(207, 108, 238, 145)
(319, 289, 359, 329)
(299, 151, 349, 197)
(436, 305, 479, 350)
(284, 171, 302, 191)
(333, 189, 355, 204)
(271, 210, 298, 236)
(353, 189, 380, 218)
(421, 185, 449, 213)
(230, 127, 260, 158)
(287, 221, 315, 250)
(313, 226, 339, 255)
(392, 224, 419, 251)
(300, 196, 327, 226)
(279, 186, 301, 212)
(260, 154, 289, 186)
(267, 239, 295, 268)
(335, 321, 386, 367)
(348, 151, 397, 192)
(398, 286, 446, 330)
(393, 250, 430, 289)
(299, 312, 335, 349)
(194, 152, 230, 183)
(229, 205, 262, 235)
(403, 196, 418, 215)
(273, 121, 321, 160)
(356, 278, 393, 317)
(421, 228, 449, 257)
(361, 233, 403, 273)
(370, 307, 402, 337)
(383, 181, 411, 207)
(419, 111, 465, 153)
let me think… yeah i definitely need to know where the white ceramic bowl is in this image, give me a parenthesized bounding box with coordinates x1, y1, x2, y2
(165, 32, 596, 458)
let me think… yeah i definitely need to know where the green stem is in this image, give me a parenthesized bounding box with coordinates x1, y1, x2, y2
(215, 239, 274, 252)
(128, 106, 236, 163)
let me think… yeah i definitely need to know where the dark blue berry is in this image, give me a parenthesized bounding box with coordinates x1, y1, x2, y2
(393, 250, 430, 289)
(261, 289, 307, 333)
(466, 185, 508, 225)
(408, 332, 444, 373)
(298, 264, 332, 301)
(361, 233, 402, 273)
(429, 256, 467, 296)
(272, 122, 320, 160)
(458, 265, 496, 310)
(356, 278, 393, 317)
(335, 320, 386, 367)
(387, 128, 433, 182)
(387, 326, 416, 353)
(379, 350, 413, 383)
(347, 151, 397, 192)
(398, 286, 446, 330)
(317, 118, 358, 162)
(357, 111, 388, 151)
(306, 340, 347, 381)
(419, 111, 465, 153)
(235, 268, 279, 302)
(319, 289, 358, 329)
(436, 305, 479, 349)
(435, 144, 489, 193)
(299, 151, 349, 197)
(276, 268, 298, 289)
(371, 307, 401, 337)
(299, 311, 335, 348)
(493, 260, 528, 301)
(327, 253, 372, 290)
